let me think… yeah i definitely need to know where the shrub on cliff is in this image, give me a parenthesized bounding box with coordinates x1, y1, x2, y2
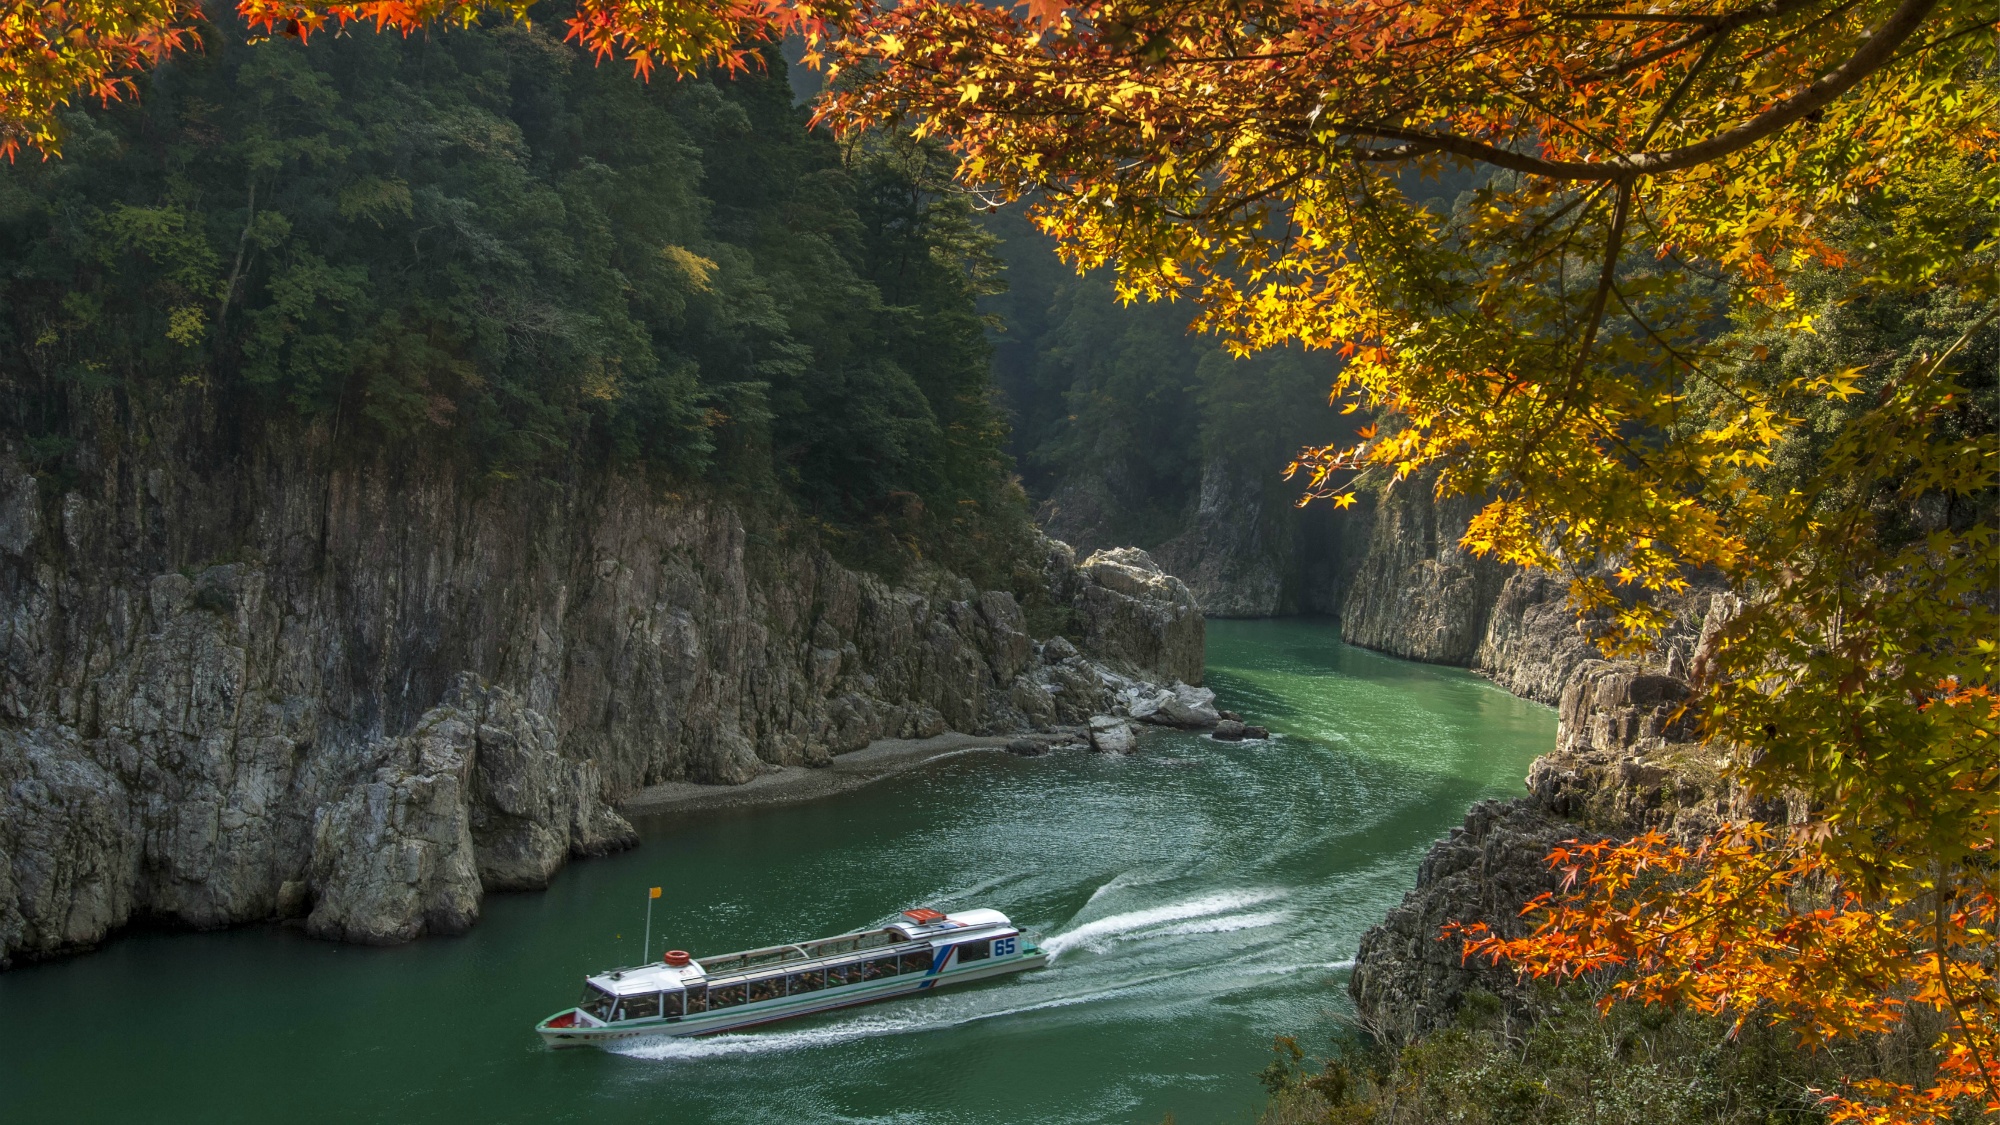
(1259, 986, 1948, 1125)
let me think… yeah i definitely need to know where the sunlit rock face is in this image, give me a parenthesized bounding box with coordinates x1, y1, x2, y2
(1337, 480, 1510, 665)
(0, 431, 1202, 965)
(1349, 590, 1767, 1042)
(1066, 546, 1206, 687)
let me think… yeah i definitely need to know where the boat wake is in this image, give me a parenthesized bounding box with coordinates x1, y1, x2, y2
(1150, 909, 1289, 939)
(1043, 889, 1283, 958)
(609, 979, 1157, 1062)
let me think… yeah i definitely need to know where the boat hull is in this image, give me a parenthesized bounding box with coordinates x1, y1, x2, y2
(538, 951, 1047, 1048)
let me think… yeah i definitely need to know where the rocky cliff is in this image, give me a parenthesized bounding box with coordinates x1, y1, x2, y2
(1337, 479, 1509, 663)
(0, 429, 1202, 966)
(1149, 461, 1293, 618)
(1348, 597, 1758, 1040)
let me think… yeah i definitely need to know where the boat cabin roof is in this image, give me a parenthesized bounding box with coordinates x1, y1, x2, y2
(586, 909, 1015, 997)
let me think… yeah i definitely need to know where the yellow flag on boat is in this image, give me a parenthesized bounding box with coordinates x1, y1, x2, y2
(649, 887, 662, 899)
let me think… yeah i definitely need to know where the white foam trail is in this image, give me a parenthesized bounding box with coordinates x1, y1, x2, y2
(1045, 889, 1282, 957)
(1150, 910, 1289, 938)
(1082, 873, 1130, 908)
(1326, 958, 1356, 970)
(611, 979, 1163, 1063)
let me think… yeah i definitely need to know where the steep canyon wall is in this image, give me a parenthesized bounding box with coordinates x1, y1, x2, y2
(0, 424, 1202, 964)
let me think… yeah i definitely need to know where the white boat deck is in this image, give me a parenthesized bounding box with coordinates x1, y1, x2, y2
(587, 908, 1015, 996)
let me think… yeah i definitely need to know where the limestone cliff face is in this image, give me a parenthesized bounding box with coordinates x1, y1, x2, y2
(1338, 479, 1509, 664)
(0, 430, 1201, 965)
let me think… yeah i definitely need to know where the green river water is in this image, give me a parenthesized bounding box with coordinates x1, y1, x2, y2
(0, 619, 1554, 1124)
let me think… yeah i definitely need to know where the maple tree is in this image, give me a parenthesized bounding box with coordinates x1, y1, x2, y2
(3, 0, 1997, 1119)
(819, 7, 1997, 1118)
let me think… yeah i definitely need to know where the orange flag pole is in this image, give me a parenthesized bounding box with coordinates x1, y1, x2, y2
(643, 886, 662, 963)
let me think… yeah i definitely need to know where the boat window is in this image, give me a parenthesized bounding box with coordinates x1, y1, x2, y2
(614, 993, 661, 1022)
(900, 951, 932, 975)
(684, 985, 707, 1014)
(851, 958, 885, 982)
(578, 985, 618, 1021)
(709, 983, 747, 1009)
(870, 955, 900, 977)
(825, 963, 848, 987)
(661, 991, 684, 1018)
(789, 969, 825, 993)
(747, 976, 784, 1003)
(956, 941, 991, 964)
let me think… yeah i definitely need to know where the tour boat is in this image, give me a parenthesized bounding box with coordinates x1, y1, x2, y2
(536, 907, 1047, 1046)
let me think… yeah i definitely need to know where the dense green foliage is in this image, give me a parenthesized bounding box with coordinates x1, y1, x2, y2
(984, 208, 1347, 545)
(0, 10, 1026, 573)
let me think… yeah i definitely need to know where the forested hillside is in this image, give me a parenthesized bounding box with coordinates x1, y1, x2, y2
(0, 11, 1026, 577)
(982, 210, 1368, 612)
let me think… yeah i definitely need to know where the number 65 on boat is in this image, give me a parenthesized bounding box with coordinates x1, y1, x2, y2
(537, 908, 1047, 1046)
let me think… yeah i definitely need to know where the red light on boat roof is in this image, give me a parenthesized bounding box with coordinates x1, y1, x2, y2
(663, 950, 691, 966)
(901, 907, 946, 923)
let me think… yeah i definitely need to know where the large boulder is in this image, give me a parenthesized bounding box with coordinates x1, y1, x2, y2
(1068, 547, 1205, 687)
(1130, 683, 1221, 728)
(1088, 715, 1138, 753)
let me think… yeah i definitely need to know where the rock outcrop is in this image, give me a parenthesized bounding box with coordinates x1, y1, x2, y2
(0, 428, 1203, 966)
(1150, 460, 1292, 617)
(1349, 594, 1751, 1041)
(1061, 547, 1205, 688)
(1348, 796, 1580, 1041)
(1339, 477, 1509, 664)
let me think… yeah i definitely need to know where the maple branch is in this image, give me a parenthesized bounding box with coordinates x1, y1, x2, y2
(1934, 884, 2000, 1114)
(1639, 30, 1725, 147)
(1561, 0, 1831, 35)
(1331, 0, 1940, 182)
(1570, 180, 1632, 385)
(1556, 10, 1738, 22)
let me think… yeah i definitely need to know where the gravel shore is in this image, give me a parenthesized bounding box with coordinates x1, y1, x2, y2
(617, 730, 1078, 823)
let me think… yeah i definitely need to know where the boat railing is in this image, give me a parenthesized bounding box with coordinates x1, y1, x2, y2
(600, 923, 1012, 984)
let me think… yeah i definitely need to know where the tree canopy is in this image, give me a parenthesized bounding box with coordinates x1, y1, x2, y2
(3, 0, 1996, 1120)
(2, 13, 1025, 580)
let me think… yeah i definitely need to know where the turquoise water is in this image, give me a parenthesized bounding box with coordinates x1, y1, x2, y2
(0, 619, 1554, 1123)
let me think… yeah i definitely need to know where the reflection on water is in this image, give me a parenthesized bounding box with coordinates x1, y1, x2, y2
(0, 618, 1553, 1125)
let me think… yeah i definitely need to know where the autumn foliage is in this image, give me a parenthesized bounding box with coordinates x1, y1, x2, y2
(3, 0, 1998, 1120)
